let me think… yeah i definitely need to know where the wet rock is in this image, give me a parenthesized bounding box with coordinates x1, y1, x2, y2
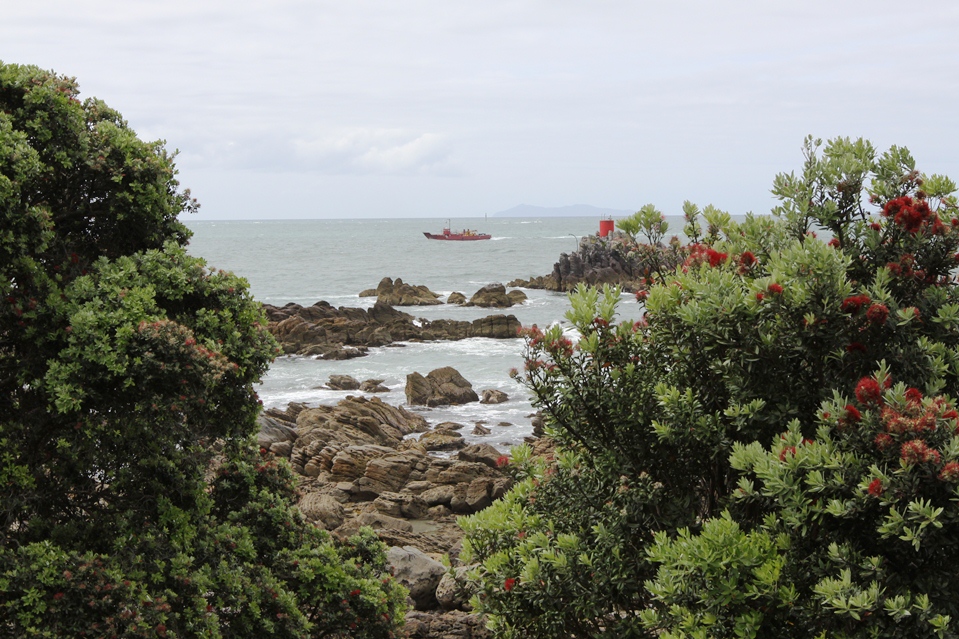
(326, 374, 360, 390)
(447, 291, 467, 305)
(373, 277, 443, 306)
(471, 423, 490, 436)
(419, 429, 467, 452)
(457, 444, 505, 470)
(405, 367, 479, 406)
(479, 389, 508, 404)
(360, 378, 390, 393)
(466, 283, 513, 308)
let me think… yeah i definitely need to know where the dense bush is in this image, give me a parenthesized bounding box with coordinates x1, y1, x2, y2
(461, 136, 959, 638)
(0, 62, 405, 638)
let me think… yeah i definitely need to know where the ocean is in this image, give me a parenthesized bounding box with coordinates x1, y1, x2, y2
(183, 217, 646, 451)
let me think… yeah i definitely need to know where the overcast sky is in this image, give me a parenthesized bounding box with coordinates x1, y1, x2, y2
(3, 1, 958, 220)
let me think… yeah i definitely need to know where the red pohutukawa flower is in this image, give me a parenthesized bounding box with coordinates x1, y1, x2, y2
(875, 432, 895, 450)
(883, 195, 941, 234)
(768, 283, 783, 295)
(504, 577, 517, 592)
(841, 404, 861, 425)
(904, 387, 924, 404)
(496, 455, 510, 467)
(778, 446, 797, 461)
(866, 303, 889, 324)
(868, 478, 884, 497)
(939, 461, 959, 482)
(901, 439, 941, 465)
(841, 294, 872, 314)
(855, 377, 883, 405)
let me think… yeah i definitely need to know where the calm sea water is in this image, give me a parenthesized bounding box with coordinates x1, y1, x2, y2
(183, 217, 646, 450)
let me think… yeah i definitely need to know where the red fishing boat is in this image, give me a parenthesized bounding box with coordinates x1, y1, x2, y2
(423, 222, 491, 241)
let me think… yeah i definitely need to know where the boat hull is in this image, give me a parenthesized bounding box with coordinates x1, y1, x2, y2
(423, 232, 491, 241)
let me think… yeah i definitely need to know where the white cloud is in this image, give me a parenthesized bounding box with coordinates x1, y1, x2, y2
(292, 129, 458, 175)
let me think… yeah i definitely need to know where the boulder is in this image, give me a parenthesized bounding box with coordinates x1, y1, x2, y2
(298, 493, 345, 529)
(446, 291, 467, 305)
(435, 566, 473, 611)
(466, 283, 513, 308)
(471, 423, 491, 436)
(386, 546, 447, 610)
(457, 443, 505, 470)
(374, 277, 443, 306)
(256, 414, 298, 450)
(479, 389, 509, 404)
(373, 492, 429, 519)
(405, 367, 478, 406)
(419, 429, 467, 452)
(404, 610, 491, 638)
(507, 289, 528, 305)
(327, 374, 360, 390)
(359, 378, 389, 393)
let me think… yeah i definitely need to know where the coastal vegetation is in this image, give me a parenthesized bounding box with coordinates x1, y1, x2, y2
(0, 62, 406, 638)
(461, 136, 959, 638)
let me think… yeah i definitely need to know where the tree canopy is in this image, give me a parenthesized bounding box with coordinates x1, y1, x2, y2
(0, 62, 405, 638)
(461, 136, 959, 638)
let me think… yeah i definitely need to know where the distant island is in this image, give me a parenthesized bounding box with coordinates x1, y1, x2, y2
(492, 203, 634, 218)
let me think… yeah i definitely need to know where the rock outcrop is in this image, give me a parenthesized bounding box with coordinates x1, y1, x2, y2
(406, 367, 479, 407)
(264, 300, 521, 357)
(256, 396, 521, 633)
(464, 283, 528, 308)
(479, 389, 508, 404)
(361, 277, 443, 306)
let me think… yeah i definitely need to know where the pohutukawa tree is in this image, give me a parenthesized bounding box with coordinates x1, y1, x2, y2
(460, 136, 959, 638)
(0, 62, 405, 638)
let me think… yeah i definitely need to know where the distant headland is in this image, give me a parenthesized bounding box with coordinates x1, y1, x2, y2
(491, 203, 633, 218)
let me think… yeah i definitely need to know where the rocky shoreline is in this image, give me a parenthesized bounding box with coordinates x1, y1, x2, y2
(257, 392, 549, 639)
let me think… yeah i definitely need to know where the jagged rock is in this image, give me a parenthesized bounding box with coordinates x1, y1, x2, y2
(403, 610, 491, 638)
(405, 480, 433, 495)
(429, 461, 497, 486)
(436, 566, 473, 611)
(264, 299, 521, 356)
(457, 444, 505, 470)
(531, 411, 545, 437)
(256, 414, 298, 450)
(359, 378, 389, 393)
(387, 546, 447, 610)
(497, 422, 513, 427)
(479, 389, 508, 404)
(465, 478, 493, 512)
(373, 492, 429, 519)
(419, 429, 466, 451)
(420, 485, 455, 507)
(298, 493, 345, 529)
(269, 441, 293, 458)
(327, 374, 360, 390)
(406, 367, 479, 406)
(447, 291, 467, 305)
(466, 283, 513, 308)
(334, 512, 414, 540)
(372, 277, 443, 306)
(507, 289, 528, 305)
(471, 423, 491, 436)
(435, 421, 465, 431)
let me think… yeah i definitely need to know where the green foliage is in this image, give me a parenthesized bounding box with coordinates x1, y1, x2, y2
(461, 136, 959, 637)
(0, 62, 405, 638)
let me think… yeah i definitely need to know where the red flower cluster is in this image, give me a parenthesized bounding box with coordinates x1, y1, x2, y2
(855, 377, 883, 405)
(778, 446, 797, 461)
(683, 244, 728, 271)
(841, 294, 872, 314)
(866, 303, 889, 325)
(840, 404, 861, 426)
(767, 283, 783, 295)
(939, 461, 959, 482)
(882, 196, 944, 234)
(901, 439, 941, 465)
(867, 478, 883, 497)
(496, 455, 510, 467)
(504, 577, 517, 592)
